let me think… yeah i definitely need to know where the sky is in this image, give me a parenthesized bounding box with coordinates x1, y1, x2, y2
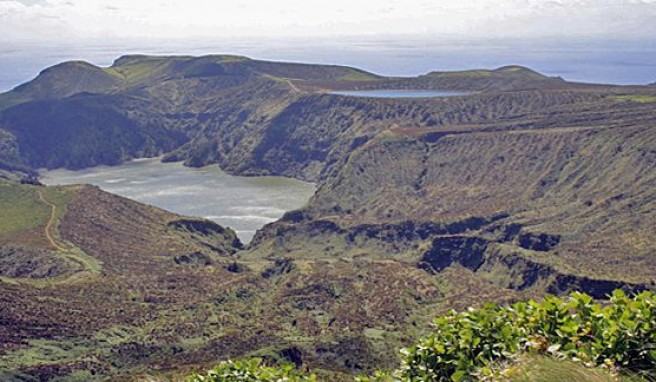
(1, 0, 655, 43)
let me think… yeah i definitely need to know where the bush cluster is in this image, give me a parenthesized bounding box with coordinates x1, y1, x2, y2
(188, 358, 315, 382)
(189, 290, 656, 382)
(396, 290, 655, 381)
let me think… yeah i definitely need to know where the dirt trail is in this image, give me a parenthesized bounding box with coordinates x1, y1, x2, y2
(285, 79, 301, 92)
(32, 189, 102, 285)
(37, 190, 65, 251)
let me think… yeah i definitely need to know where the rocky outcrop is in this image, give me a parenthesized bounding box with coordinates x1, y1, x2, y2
(418, 237, 488, 273)
(169, 218, 231, 236)
(173, 252, 215, 266)
(259, 213, 508, 244)
(0, 245, 77, 279)
(517, 232, 560, 252)
(419, 238, 650, 299)
(169, 218, 243, 254)
(261, 258, 295, 278)
(547, 274, 649, 299)
(264, 206, 645, 300)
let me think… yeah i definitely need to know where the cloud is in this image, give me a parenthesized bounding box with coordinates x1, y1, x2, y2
(0, 0, 655, 42)
(0, 1, 25, 13)
(490, 0, 656, 38)
(0, 0, 70, 40)
(11, 0, 47, 5)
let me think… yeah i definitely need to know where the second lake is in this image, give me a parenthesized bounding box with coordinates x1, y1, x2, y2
(330, 89, 472, 98)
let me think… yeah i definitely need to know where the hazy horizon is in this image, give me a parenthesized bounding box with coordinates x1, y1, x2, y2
(2, 0, 656, 90)
(1, 35, 655, 92)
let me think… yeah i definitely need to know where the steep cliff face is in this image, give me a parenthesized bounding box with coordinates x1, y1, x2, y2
(301, 99, 655, 223)
(1, 94, 189, 169)
(249, 116, 656, 292)
(1, 55, 629, 179)
(0, 128, 30, 179)
(206, 89, 613, 182)
(418, 239, 650, 299)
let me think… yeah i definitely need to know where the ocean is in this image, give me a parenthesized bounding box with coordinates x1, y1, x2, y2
(1, 37, 655, 92)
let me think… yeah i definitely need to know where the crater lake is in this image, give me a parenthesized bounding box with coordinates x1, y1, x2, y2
(40, 158, 316, 244)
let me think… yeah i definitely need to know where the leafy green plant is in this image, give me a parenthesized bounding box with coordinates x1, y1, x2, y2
(396, 290, 655, 381)
(188, 358, 316, 382)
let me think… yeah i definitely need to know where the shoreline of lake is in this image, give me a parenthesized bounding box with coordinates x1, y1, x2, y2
(39, 158, 316, 244)
(330, 89, 473, 98)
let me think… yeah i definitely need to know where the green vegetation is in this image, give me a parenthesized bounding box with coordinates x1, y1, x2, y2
(610, 95, 656, 103)
(0, 181, 104, 285)
(191, 291, 656, 382)
(189, 359, 316, 382)
(0, 94, 29, 110)
(103, 55, 175, 81)
(433, 70, 494, 78)
(0, 181, 50, 238)
(393, 290, 655, 381)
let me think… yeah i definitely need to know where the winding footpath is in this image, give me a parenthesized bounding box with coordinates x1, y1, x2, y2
(37, 190, 65, 251)
(285, 79, 301, 92)
(33, 189, 101, 285)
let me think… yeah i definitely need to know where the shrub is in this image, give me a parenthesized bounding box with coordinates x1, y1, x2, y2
(188, 358, 316, 382)
(397, 290, 655, 381)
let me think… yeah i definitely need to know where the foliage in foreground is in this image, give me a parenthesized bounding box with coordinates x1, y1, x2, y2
(395, 290, 655, 381)
(188, 358, 316, 382)
(190, 290, 656, 382)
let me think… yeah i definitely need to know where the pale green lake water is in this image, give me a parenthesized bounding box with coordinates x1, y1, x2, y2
(40, 158, 316, 244)
(331, 90, 471, 98)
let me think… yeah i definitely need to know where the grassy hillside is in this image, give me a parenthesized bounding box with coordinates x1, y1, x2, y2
(1, 181, 523, 380)
(0, 181, 93, 283)
(0, 181, 248, 380)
